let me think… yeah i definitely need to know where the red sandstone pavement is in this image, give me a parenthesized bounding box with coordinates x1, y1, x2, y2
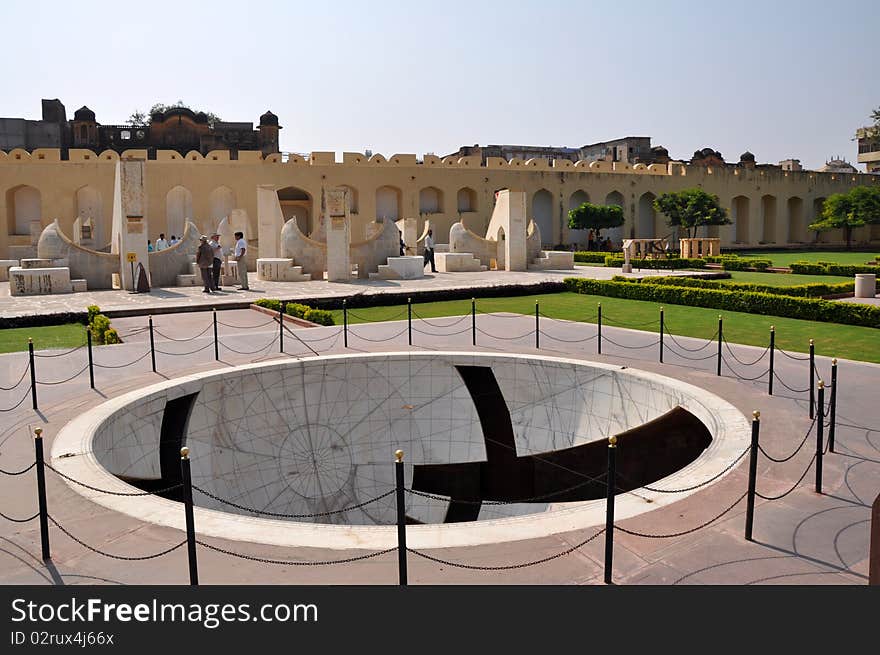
(0, 309, 876, 585)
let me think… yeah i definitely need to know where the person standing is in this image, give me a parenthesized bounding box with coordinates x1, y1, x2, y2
(170, 235, 179, 246)
(423, 228, 437, 273)
(147, 240, 154, 253)
(196, 235, 215, 294)
(233, 231, 249, 290)
(209, 233, 223, 291)
(399, 231, 406, 257)
(156, 233, 169, 251)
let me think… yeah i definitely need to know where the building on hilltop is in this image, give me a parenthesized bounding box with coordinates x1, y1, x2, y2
(856, 127, 880, 173)
(446, 137, 671, 166)
(0, 100, 280, 159)
(818, 157, 859, 174)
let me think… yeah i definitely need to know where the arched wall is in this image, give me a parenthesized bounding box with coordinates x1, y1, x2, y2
(604, 191, 625, 245)
(8, 185, 41, 235)
(165, 185, 193, 239)
(208, 186, 235, 233)
(278, 186, 313, 236)
(787, 196, 805, 243)
(376, 185, 401, 221)
(76, 185, 102, 244)
(457, 187, 477, 213)
(761, 195, 777, 243)
(567, 190, 590, 247)
(419, 186, 443, 214)
(532, 188, 553, 246)
(732, 196, 750, 244)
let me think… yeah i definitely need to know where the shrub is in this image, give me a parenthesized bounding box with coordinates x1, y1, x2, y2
(254, 298, 335, 326)
(564, 277, 880, 328)
(720, 258, 773, 271)
(285, 303, 311, 319)
(254, 298, 282, 312)
(103, 328, 121, 344)
(304, 308, 335, 326)
(604, 256, 707, 269)
(789, 261, 879, 276)
(573, 252, 610, 264)
(635, 275, 854, 298)
(86, 305, 101, 324)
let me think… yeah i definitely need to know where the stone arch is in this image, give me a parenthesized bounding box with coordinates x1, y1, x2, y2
(278, 186, 314, 236)
(208, 186, 235, 233)
(340, 185, 359, 213)
(376, 185, 401, 221)
(604, 190, 625, 245)
(75, 185, 102, 245)
(457, 187, 477, 213)
(6, 184, 41, 236)
(732, 195, 750, 243)
(812, 197, 839, 243)
(787, 196, 805, 243)
(567, 190, 591, 247)
(419, 186, 443, 214)
(761, 194, 777, 243)
(165, 186, 193, 240)
(532, 188, 553, 246)
(637, 192, 657, 238)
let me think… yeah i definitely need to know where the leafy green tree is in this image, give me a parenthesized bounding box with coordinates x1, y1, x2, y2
(127, 110, 147, 126)
(128, 101, 222, 128)
(567, 202, 624, 239)
(809, 186, 880, 249)
(652, 188, 730, 239)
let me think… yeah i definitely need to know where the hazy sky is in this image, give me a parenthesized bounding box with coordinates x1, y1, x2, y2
(2, 0, 877, 169)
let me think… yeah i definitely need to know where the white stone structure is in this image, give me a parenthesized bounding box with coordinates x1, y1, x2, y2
(486, 189, 528, 271)
(9, 265, 87, 295)
(434, 252, 486, 272)
(855, 273, 876, 298)
(679, 237, 721, 258)
(324, 188, 352, 282)
(256, 257, 311, 282)
(0, 259, 17, 282)
(369, 255, 425, 280)
(110, 159, 150, 290)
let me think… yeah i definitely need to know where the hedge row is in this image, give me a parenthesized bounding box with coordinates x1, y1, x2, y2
(254, 298, 335, 326)
(720, 258, 773, 271)
(789, 261, 880, 276)
(604, 256, 707, 269)
(564, 278, 880, 328)
(86, 304, 121, 344)
(573, 251, 610, 264)
(615, 275, 855, 298)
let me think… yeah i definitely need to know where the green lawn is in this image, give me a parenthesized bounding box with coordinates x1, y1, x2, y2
(721, 271, 853, 286)
(333, 292, 880, 363)
(739, 250, 880, 268)
(0, 324, 87, 354)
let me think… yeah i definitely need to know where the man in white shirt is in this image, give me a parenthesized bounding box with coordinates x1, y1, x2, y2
(423, 228, 437, 273)
(155, 233, 169, 251)
(233, 231, 249, 290)
(208, 233, 224, 291)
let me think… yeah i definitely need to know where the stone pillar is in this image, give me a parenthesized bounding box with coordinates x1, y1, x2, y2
(503, 190, 527, 271)
(325, 188, 351, 282)
(257, 186, 284, 259)
(110, 159, 150, 290)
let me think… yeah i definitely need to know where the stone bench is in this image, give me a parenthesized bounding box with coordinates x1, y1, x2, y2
(530, 251, 575, 270)
(20, 258, 53, 269)
(434, 252, 486, 273)
(9, 266, 73, 296)
(0, 259, 19, 282)
(370, 256, 425, 280)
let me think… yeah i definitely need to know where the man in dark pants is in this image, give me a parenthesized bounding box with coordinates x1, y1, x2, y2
(209, 233, 223, 290)
(423, 228, 437, 273)
(196, 235, 215, 293)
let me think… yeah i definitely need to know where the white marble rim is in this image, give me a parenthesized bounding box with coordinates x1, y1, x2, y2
(51, 351, 751, 551)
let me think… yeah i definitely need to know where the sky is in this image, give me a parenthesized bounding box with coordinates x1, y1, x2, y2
(1, 0, 877, 170)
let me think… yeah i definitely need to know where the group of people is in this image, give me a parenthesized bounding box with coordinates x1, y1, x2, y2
(147, 233, 180, 252)
(195, 231, 250, 293)
(586, 230, 614, 252)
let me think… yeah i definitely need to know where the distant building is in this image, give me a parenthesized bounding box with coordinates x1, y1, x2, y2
(779, 159, 803, 171)
(856, 127, 880, 173)
(818, 157, 859, 174)
(0, 99, 280, 159)
(447, 136, 669, 165)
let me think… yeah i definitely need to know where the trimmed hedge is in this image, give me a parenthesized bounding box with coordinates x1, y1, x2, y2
(564, 278, 880, 328)
(720, 258, 772, 271)
(604, 256, 707, 269)
(254, 298, 335, 326)
(573, 251, 611, 264)
(618, 275, 855, 298)
(790, 261, 880, 276)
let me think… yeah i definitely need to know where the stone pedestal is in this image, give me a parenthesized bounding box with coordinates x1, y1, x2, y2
(325, 189, 351, 282)
(855, 273, 877, 298)
(530, 251, 575, 270)
(370, 256, 425, 280)
(435, 252, 486, 272)
(256, 257, 311, 282)
(9, 266, 73, 295)
(20, 258, 53, 269)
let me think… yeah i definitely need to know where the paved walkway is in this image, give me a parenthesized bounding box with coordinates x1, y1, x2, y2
(0, 308, 876, 585)
(0, 266, 713, 319)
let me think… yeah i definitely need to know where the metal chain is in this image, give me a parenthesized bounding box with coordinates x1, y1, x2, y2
(722, 360, 770, 382)
(664, 345, 718, 362)
(475, 327, 535, 341)
(410, 311, 470, 328)
(286, 328, 344, 344)
(615, 491, 747, 539)
(772, 371, 810, 394)
(347, 307, 407, 322)
(37, 363, 89, 386)
(628, 446, 750, 494)
(600, 335, 662, 350)
(220, 334, 279, 354)
(94, 349, 152, 369)
(723, 339, 770, 366)
(0, 364, 30, 391)
(776, 347, 811, 361)
(155, 341, 215, 357)
(34, 344, 86, 358)
(602, 314, 659, 328)
(407, 528, 605, 571)
(351, 326, 409, 342)
(665, 329, 718, 352)
(0, 387, 32, 413)
(217, 318, 276, 329)
(154, 323, 213, 342)
(49, 515, 186, 560)
(193, 485, 395, 518)
(407, 472, 607, 506)
(44, 464, 183, 496)
(756, 456, 816, 501)
(476, 309, 526, 319)
(537, 311, 598, 323)
(0, 461, 35, 476)
(412, 326, 473, 338)
(196, 539, 397, 566)
(0, 510, 39, 523)
(538, 331, 599, 344)
(758, 415, 817, 463)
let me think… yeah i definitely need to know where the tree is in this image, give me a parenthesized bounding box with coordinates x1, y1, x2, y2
(568, 202, 625, 240)
(809, 186, 880, 249)
(127, 110, 147, 126)
(652, 188, 730, 239)
(127, 101, 222, 128)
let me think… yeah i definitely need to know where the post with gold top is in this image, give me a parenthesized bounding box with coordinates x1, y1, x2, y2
(716, 316, 723, 376)
(279, 302, 286, 354)
(828, 359, 838, 453)
(407, 298, 412, 346)
(659, 307, 664, 363)
(604, 435, 618, 584)
(768, 326, 775, 396)
(148, 316, 156, 374)
(471, 298, 476, 347)
(28, 337, 37, 410)
(342, 299, 348, 348)
(745, 411, 761, 541)
(86, 326, 95, 389)
(597, 303, 602, 355)
(33, 428, 50, 560)
(180, 446, 199, 585)
(816, 381, 825, 494)
(394, 449, 408, 586)
(535, 302, 540, 349)
(212, 308, 219, 361)
(809, 339, 815, 419)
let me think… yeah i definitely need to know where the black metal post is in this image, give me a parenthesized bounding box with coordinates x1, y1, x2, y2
(129, 260, 135, 293)
(28, 338, 37, 410)
(816, 381, 825, 494)
(395, 450, 408, 586)
(212, 309, 219, 361)
(279, 303, 285, 354)
(471, 298, 476, 347)
(659, 307, 664, 363)
(717, 316, 723, 376)
(148, 316, 156, 374)
(535, 302, 540, 349)
(180, 447, 199, 586)
(597, 303, 602, 355)
(343, 300, 348, 348)
(33, 428, 50, 560)
(809, 339, 815, 419)
(768, 326, 775, 396)
(604, 435, 617, 584)
(745, 411, 760, 541)
(86, 327, 94, 389)
(829, 359, 837, 453)
(407, 298, 412, 346)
